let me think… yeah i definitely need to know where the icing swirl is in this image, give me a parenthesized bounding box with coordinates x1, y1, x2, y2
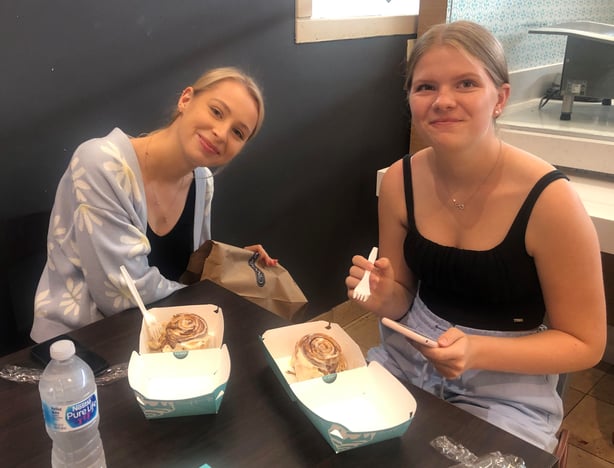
(165, 313, 207, 348)
(292, 333, 347, 380)
(148, 313, 208, 352)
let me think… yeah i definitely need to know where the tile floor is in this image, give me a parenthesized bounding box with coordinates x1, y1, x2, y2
(311, 301, 614, 467)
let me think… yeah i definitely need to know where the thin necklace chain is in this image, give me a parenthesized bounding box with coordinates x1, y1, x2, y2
(443, 139, 503, 211)
(144, 134, 188, 224)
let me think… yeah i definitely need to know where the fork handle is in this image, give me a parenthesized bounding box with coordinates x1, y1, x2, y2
(367, 246, 378, 264)
(120, 265, 148, 313)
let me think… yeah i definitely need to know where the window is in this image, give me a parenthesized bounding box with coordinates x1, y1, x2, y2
(296, 0, 419, 43)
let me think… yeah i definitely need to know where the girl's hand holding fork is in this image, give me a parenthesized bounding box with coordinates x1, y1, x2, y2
(346, 255, 398, 315)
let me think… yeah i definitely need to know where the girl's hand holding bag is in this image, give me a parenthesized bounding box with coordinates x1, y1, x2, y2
(180, 240, 308, 320)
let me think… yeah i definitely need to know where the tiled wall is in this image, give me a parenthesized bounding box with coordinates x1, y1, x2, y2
(448, 0, 614, 71)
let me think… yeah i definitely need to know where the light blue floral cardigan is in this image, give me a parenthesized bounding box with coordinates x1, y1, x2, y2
(31, 128, 213, 342)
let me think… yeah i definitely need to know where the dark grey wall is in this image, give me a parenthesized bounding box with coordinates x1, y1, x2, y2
(0, 0, 411, 348)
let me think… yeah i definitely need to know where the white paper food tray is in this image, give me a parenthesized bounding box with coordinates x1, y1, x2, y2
(260, 320, 416, 452)
(128, 345, 230, 418)
(128, 303, 229, 418)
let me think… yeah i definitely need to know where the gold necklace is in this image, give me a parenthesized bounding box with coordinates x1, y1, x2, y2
(442, 139, 503, 211)
(144, 134, 188, 225)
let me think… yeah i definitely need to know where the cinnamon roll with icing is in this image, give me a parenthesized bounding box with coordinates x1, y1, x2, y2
(290, 333, 347, 381)
(148, 313, 209, 352)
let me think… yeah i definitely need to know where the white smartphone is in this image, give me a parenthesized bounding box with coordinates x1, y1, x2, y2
(381, 317, 440, 348)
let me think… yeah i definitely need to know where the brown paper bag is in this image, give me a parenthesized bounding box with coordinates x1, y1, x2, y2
(180, 240, 308, 320)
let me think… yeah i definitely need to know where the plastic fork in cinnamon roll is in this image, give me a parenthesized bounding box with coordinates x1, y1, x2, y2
(148, 313, 210, 352)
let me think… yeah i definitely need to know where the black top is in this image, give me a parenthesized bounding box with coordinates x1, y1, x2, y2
(402, 154, 568, 330)
(147, 178, 196, 281)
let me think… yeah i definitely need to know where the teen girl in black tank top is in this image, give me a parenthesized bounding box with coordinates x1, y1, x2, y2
(402, 154, 569, 330)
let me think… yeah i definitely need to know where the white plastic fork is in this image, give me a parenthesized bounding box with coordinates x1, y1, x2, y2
(352, 246, 378, 302)
(119, 265, 163, 341)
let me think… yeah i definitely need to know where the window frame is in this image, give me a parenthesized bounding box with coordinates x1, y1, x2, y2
(295, 0, 418, 44)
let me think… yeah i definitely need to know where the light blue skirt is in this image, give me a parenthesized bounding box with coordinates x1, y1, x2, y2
(367, 294, 563, 452)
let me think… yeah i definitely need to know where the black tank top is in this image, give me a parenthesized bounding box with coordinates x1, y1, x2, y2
(402, 154, 568, 330)
(147, 178, 196, 281)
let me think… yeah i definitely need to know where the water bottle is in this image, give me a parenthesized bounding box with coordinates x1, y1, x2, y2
(39, 339, 106, 468)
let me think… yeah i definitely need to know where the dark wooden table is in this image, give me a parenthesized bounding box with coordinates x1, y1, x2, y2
(0, 280, 557, 467)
